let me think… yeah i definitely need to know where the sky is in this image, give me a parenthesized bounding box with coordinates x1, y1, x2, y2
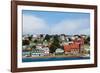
(22, 10, 90, 35)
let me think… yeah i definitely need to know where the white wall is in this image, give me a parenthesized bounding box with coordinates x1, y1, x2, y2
(0, 0, 99, 73)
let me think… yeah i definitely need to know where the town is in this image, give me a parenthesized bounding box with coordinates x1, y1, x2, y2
(22, 34, 90, 58)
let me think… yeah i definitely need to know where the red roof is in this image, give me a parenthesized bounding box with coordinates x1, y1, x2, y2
(64, 43, 80, 52)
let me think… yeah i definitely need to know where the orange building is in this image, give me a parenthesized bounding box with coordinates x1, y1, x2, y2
(64, 37, 84, 54)
(64, 43, 80, 53)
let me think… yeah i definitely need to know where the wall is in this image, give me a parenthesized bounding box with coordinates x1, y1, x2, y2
(0, 0, 99, 73)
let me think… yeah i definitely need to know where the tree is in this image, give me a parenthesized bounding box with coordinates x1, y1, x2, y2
(34, 39, 38, 44)
(44, 34, 50, 42)
(31, 45, 36, 51)
(53, 35, 60, 48)
(49, 35, 60, 53)
(85, 36, 90, 45)
(28, 35, 33, 41)
(87, 36, 90, 42)
(49, 44, 57, 53)
(22, 40, 30, 45)
(40, 34, 43, 38)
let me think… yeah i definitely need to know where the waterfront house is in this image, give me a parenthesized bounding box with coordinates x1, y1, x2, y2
(42, 46, 50, 55)
(31, 49, 45, 57)
(64, 42, 80, 55)
(22, 45, 32, 51)
(55, 48, 64, 55)
(22, 51, 31, 57)
(73, 37, 84, 52)
(36, 44, 43, 49)
(22, 45, 28, 50)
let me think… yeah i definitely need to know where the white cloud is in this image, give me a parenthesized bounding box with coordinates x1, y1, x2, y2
(23, 15, 49, 34)
(23, 15, 90, 35)
(78, 28, 90, 35)
(51, 18, 90, 35)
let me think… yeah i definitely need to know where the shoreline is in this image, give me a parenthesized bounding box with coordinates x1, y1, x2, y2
(22, 56, 90, 62)
(22, 55, 88, 59)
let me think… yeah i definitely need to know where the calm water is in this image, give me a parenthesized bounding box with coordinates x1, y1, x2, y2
(22, 57, 90, 62)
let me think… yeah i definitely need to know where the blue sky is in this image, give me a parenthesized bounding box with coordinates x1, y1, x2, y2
(22, 10, 90, 35)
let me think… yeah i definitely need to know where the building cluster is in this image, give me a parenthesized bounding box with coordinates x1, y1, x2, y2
(22, 34, 89, 57)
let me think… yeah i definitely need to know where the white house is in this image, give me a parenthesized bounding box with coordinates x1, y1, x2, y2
(43, 47, 50, 55)
(31, 49, 45, 57)
(55, 48, 64, 54)
(36, 44, 43, 49)
(32, 34, 38, 41)
(60, 35, 65, 41)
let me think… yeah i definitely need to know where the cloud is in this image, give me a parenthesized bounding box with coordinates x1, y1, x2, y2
(23, 14, 90, 35)
(51, 18, 90, 35)
(23, 14, 49, 34)
(78, 28, 90, 35)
